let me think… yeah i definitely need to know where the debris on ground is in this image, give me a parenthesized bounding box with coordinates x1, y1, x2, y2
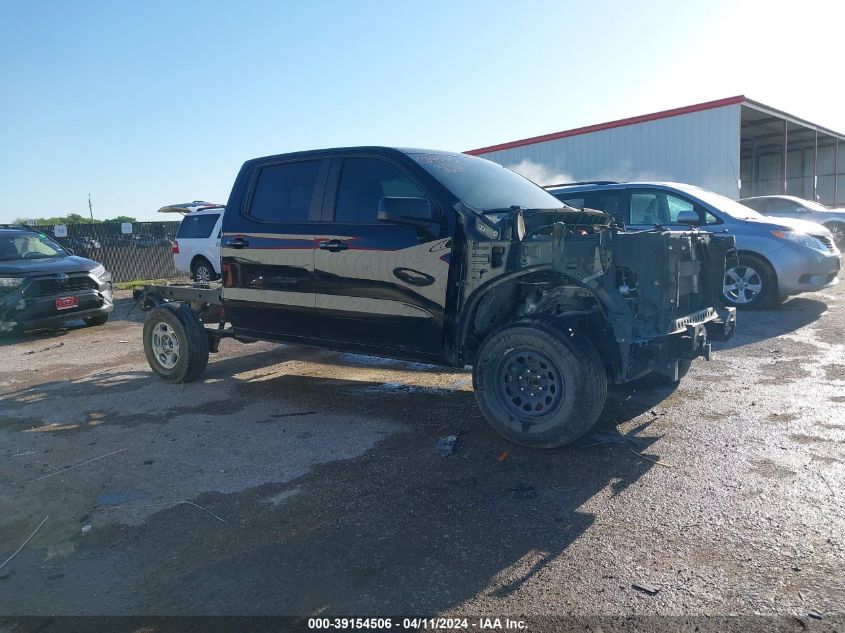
(27, 448, 127, 483)
(436, 434, 459, 457)
(263, 411, 318, 420)
(497, 451, 509, 462)
(628, 448, 673, 469)
(808, 610, 823, 620)
(581, 431, 642, 448)
(81, 525, 92, 534)
(93, 500, 225, 522)
(632, 581, 662, 595)
(0, 515, 48, 572)
(23, 342, 64, 355)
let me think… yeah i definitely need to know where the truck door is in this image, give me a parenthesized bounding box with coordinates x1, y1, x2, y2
(221, 158, 329, 339)
(312, 155, 451, 358)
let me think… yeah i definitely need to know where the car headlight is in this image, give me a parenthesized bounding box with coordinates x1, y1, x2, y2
(91, 264, 107, 278)
(0, 277, 24, 289)
(770, 230, 826, 251)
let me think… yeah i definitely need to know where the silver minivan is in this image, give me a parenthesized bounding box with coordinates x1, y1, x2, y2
(548, 182, 841, 309)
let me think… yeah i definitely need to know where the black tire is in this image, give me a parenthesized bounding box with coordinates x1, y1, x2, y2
(722, 254, 776, 310)
(143, 302, 209, 383)
(83, 313, 109, 327)
(472, 321, 607, 448)
(191, 257, 217, 283)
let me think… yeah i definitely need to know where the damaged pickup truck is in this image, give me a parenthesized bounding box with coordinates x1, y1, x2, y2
(135, 148, 736, 447)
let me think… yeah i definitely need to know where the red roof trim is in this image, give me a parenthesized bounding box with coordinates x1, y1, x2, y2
(465, 95, 746, 155)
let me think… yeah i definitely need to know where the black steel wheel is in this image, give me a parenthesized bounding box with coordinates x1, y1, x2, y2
(472, 321, 607, 448)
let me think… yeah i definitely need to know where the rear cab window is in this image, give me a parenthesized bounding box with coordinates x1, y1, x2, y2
(248, 160, 327, 223)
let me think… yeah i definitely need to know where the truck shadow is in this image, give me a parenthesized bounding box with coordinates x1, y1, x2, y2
(716, 297, 828, 350)
(2, 343, 673, 615)
(114, 368, 669, 614)
(128, 371, 666, 614)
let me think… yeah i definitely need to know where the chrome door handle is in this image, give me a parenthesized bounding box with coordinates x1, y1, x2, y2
(225, 237, 249, 249)
(318, 240, 348, 252)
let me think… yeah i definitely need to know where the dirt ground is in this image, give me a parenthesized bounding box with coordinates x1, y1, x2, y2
(0, 284, 843, 625)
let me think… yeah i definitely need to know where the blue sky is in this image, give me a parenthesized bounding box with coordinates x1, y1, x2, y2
(1, 0, 842, 223)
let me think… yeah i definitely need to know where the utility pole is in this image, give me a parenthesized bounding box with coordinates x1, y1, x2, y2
(88, 194, 94, 221)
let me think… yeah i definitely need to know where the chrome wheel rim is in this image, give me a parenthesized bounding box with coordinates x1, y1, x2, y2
(151, 322, 180, 369)
(723, 265, 764, 304)
(498, 349, 564, 419)
(195, 265, 211, 283)
(829, 224, 844, 248)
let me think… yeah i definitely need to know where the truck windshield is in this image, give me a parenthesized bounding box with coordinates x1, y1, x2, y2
(0, 230, 68, 261)
(410, 153, 564, 212)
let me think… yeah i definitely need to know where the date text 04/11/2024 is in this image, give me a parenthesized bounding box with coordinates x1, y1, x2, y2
(307, 617, 528, 630)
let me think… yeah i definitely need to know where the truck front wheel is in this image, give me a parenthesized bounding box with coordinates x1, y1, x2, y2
(143, 303, 209, 383)
(472, 322, 607, 448)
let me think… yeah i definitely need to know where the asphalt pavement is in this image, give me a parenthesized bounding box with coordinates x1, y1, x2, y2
(0, 285, 843, 627)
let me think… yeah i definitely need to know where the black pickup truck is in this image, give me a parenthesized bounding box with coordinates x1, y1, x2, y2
(136, 147, 736, 447)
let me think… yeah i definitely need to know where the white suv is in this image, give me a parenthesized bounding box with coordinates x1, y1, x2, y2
(160, 203, 224, 282)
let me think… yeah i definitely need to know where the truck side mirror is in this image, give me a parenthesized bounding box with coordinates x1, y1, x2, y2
(377, 197, 436, 225)
(676, 210, 700, 226)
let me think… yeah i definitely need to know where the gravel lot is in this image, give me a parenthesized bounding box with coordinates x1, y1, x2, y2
(0, 285, 843, 625)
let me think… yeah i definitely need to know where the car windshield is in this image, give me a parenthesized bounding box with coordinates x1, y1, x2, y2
(678, 185, 765, 220)
(0, 230, 67, 261)
(410, 153, 564, 212)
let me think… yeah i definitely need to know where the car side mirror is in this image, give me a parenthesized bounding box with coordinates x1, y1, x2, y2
(676, 210, 700, 226)
(377, 197, 436, 225)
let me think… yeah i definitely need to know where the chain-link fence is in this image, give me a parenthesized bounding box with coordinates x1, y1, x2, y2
(43, 221, 184, 283)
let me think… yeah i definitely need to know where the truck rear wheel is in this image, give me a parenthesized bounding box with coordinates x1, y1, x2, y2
(143, 303, 209, 383)
(472, 322, 607, 448)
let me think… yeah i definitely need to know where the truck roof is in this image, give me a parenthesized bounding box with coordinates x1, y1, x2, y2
(242, 146, 465, 166)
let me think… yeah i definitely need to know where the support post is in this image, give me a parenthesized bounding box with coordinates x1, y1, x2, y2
(782, 119, 788, 194)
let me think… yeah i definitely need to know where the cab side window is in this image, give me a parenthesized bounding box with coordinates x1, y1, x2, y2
(335, 158, 425, 223)
(250, 160, 324, 222)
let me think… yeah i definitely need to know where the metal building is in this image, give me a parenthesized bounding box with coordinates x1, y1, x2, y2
(467, 96, 845, 207)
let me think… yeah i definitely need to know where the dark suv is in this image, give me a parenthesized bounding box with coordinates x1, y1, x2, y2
(137, 148, 736, 447)
(0, 226, 113, 334)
